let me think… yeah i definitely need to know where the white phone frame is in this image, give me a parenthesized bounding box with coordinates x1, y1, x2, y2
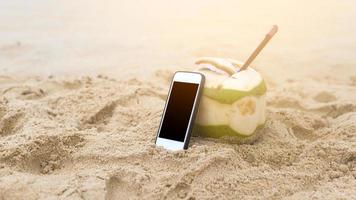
(155, 71, 204, 151)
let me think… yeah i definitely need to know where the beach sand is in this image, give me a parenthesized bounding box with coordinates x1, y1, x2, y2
(0, 73, 355, 199)
(0, 0, 356, 199)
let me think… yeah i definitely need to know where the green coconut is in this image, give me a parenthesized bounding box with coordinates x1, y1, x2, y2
(193, 57, 267, 142)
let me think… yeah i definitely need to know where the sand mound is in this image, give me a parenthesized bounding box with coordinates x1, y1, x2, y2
(0, 74, 355, 199)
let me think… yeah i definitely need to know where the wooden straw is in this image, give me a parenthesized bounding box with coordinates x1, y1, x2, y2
(240, 25, 278, 71)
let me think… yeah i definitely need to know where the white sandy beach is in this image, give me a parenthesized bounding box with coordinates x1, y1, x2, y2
(0, 0, 356, 199)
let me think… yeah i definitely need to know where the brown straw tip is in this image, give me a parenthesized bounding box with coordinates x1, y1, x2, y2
(267, 25, 278, 37)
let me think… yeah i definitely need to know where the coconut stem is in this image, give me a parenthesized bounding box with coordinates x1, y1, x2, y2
(240, 25, 278, 71)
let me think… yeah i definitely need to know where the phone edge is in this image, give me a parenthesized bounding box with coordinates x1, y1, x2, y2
(183, 72, 205, 150)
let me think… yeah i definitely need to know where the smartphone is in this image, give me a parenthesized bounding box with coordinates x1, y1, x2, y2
(155, 71, 205, 151)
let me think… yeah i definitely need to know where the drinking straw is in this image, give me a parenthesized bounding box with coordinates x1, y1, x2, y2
(240, 25, 278, 71)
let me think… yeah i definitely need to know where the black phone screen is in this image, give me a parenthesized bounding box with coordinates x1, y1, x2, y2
(159, 81, 199, 142)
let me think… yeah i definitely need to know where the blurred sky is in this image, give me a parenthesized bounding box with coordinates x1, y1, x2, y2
(0, 0, 355, 83)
